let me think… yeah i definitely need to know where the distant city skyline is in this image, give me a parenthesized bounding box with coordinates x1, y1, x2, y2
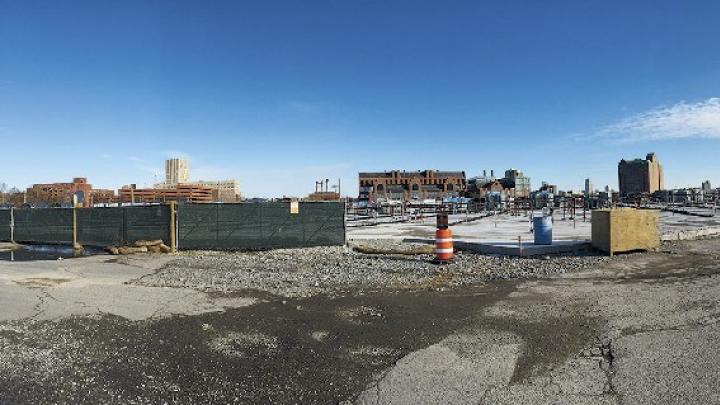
(1, 1, 719, 197)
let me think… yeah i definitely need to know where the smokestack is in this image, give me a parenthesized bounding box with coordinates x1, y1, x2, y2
(491, 170, 494, 177)
(483, 170, 487, 177)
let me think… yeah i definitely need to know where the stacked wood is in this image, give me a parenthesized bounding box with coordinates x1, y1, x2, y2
(105, 240, 172, 255)
(118, 246, 148, 255)
(134, 240, 164, 247)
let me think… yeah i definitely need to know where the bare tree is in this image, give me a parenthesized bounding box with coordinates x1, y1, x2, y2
(0, 182, 6, 204)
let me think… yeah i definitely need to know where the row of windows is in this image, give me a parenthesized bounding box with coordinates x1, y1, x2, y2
(360, 179, 465, 187)
(375, 184, 457, 191)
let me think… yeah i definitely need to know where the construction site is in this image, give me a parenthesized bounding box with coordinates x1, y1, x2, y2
(2, 154, 720, 405)
(2, 193, 720, 404)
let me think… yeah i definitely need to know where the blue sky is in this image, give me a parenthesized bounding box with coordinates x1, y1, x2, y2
(1, 0, 719, 197)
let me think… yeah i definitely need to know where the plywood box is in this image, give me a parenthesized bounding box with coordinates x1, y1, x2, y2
(591, 208, 660, 256)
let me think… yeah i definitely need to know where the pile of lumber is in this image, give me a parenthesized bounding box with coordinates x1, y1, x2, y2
(106, 240, 172, 255)
(0, 242, 23, 253)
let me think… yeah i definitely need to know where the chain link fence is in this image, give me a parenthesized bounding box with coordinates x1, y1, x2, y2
(0, 202, 345, 250)
(178, 202, 345, 249)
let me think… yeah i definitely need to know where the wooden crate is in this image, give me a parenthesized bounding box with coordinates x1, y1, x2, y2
(591, 208, 660, 256)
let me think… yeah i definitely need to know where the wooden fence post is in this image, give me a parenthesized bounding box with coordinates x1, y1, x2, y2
(72, 206, 80, 250)
(169, 201, 177, 253)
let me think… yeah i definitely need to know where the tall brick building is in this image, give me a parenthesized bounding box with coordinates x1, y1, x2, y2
(358, 170, 466, 201)
(618, 153, 665, 196)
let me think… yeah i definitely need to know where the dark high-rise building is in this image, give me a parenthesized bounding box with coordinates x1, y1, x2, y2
(618, 153, 664, 196)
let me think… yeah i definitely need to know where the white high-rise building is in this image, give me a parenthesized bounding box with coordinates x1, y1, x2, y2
(155, 158, 241, 202)
(165, 158, 189, 185)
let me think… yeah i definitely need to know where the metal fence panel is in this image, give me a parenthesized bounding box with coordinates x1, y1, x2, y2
(77, 207, 125, 247)
(0, 210, 10, 241)
(3, 202, 342, 249)
(12, 208, 73, 244)
(177, 204, 218, 249)
(296, 202, 346, 246)
(124, 205, 171, 245)
(179, 202, 345, 250)
(216, 203, 263, 248)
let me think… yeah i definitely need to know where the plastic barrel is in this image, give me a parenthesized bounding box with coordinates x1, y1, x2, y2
(434, 228, 454, 262)
(533, 215, 553, 245)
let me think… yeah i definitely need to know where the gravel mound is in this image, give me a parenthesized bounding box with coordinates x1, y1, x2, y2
(132, 241, 611, 297)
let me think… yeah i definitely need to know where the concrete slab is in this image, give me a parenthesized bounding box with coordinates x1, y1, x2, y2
(349, 210, 720, 247)
(455, 240, 592, 256)
(348, 212, 593, 243)
(0, 255, 260, 322)
(355, 330, 522, 405)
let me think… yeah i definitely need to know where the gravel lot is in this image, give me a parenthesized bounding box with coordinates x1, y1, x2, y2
(133, 240, 613, 297)
(3, 238, 720, 404)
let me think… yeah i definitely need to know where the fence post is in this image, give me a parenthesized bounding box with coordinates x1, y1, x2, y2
(72, 206, 79, 249)
(169, 201, 177, 253)
(10, 207, 14, 244)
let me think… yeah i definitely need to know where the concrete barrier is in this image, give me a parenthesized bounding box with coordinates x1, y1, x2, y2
(661, 226, 720, 241)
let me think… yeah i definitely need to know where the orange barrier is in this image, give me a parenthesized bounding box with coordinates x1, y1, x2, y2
(434, 228, 454, 262)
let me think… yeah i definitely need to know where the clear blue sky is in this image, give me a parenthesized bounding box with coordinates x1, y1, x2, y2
(2, 0, 719, 197)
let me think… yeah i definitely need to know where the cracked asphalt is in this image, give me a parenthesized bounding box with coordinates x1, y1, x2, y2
(1, 238, 720, 404)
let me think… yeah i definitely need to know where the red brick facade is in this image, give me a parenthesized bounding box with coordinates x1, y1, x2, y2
(26, 177, 94, 207)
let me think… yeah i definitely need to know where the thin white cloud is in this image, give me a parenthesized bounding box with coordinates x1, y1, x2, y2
(599, 98, 720, 142)
(128, 156, 144, 162)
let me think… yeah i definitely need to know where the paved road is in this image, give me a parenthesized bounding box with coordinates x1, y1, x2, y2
(1, 239, 719, 404)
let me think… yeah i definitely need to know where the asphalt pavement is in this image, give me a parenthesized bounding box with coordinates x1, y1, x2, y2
(1, 239, 719, 404)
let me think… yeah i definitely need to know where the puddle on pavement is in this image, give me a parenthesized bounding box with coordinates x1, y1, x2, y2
(0, 245, 106, 262)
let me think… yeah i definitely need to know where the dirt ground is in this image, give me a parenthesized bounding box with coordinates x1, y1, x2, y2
(1, 238, 720, 404)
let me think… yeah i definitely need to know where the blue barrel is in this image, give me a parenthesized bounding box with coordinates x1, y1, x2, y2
(533, 215, 553, 245)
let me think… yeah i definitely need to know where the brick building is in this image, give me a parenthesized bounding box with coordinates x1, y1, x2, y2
(189, 180, 241, 202)
(118, 184, 213, 204)
(155, 158, 241, 202)
(26, 177, 94, 207)
(358, 170, 466, 201)
(504, 169, 531, 198)
(91, 189, 117, 205)
(307, 191, 341, 201)
(466, 179, 513, 204)
(618, 153, 665, 197)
